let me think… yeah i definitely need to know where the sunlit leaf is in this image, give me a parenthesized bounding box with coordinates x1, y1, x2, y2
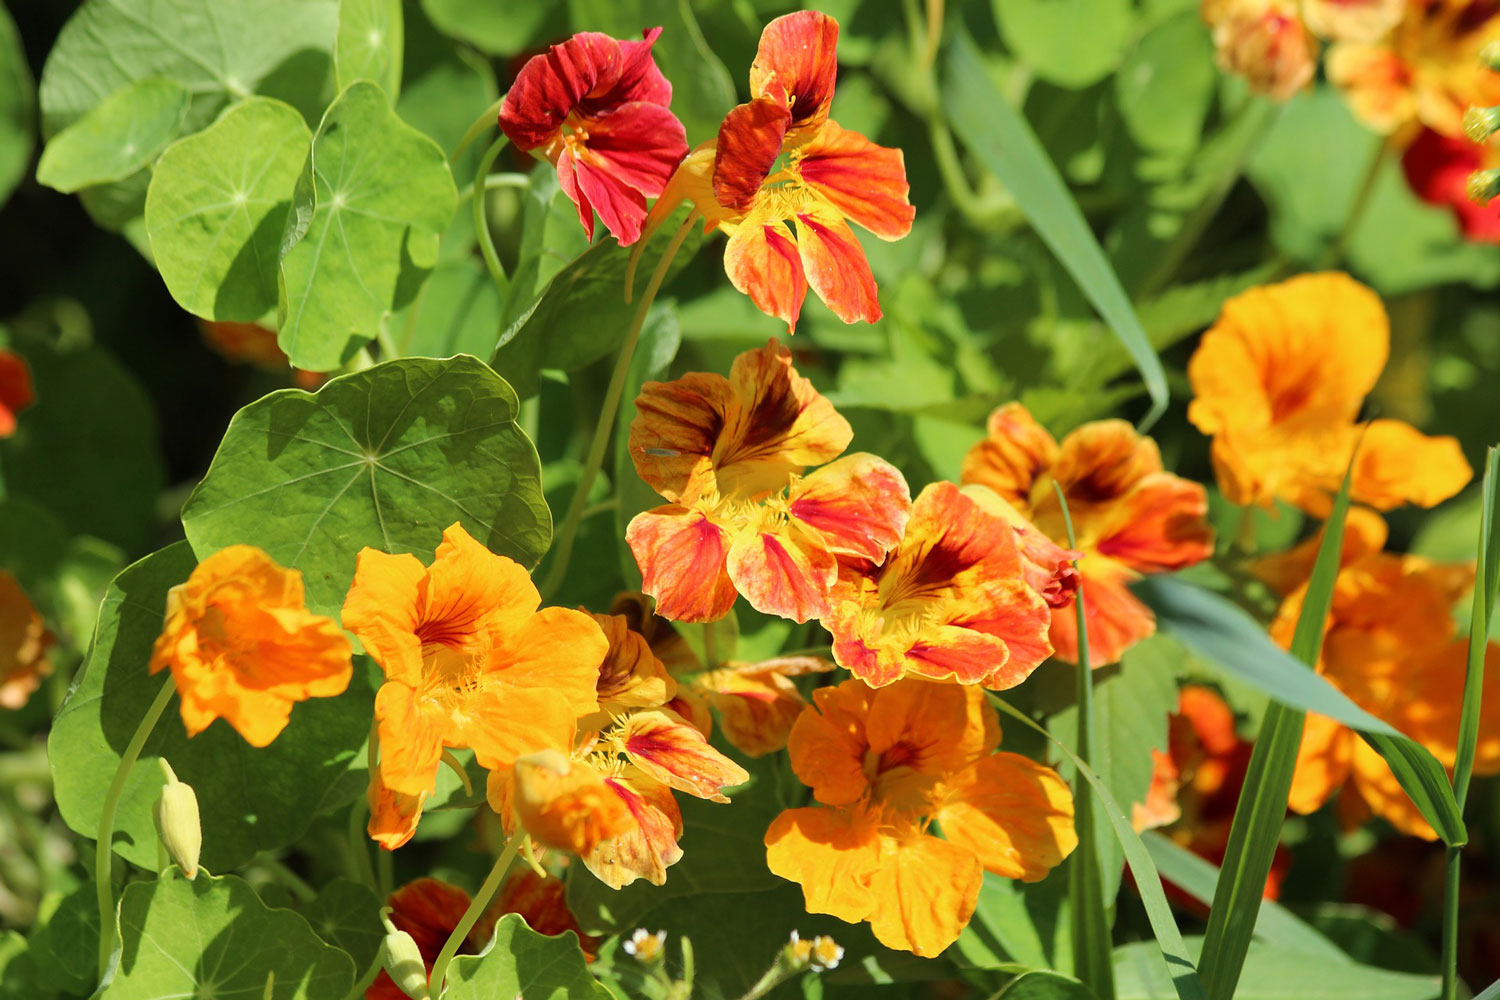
(443, 914, 610, 1000)
(38, 77, 188, 194)
(0, 2, 32, 207)
(336, 0, 402, 97)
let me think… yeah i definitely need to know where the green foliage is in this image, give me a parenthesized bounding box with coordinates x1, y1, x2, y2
(37, 77, 189, 195)
(992, 0, 1133, 88)
(0, 2, 31, 207)
(445, 914, 611, 999)
(301, 879, 385, 970)
(1111, 940, 1440, 1000)
(181, 355, 550, 616)
(335, 0, 403, 97)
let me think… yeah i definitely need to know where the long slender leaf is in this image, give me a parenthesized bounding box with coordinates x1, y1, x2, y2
(1454, 446, 1500, 807)
(1475, 977, 1500, 1000)
(943, 30, 1169, 430)
(1133, 576, 1466, 845)
(1195, 475, 1350, 1000)
(1140, 833, 1344, 960)
(987, 694, 1208, 1000)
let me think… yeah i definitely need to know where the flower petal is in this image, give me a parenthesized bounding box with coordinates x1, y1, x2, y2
(564, 102, 689, 245)
(489, 605, 607, 719)
(934, 753, 1077, 882)
(455, 684, 580, 773)
(696, 658, 830, 757)
(1288, 713, 1354, 816)
(588, 26, 671, 111)
(583, 771, 684, 887)
(0, 571, 51, 710)
(374, 682, 448, 797)
(795, 120, 914, 240)
(1047, 562, 1154, 669)
(627, 504, 739, 623)
(513, 751, 638, 855)
(1093, 474, 1215, 574)
(498, 32, 624, 150)
(866, 828, 983, 958)
(590, 612, 676, 714)
(764, 805, 881, 923)
(724, 214, 808, 332)
(788, 452, 911, 563)
(748, 11, 841, 136)
(795, 205, 881, 325)
(786, 680, 878, 806)
(960, 402, 1060, 510)
(727, 519, 837, 623)
(712, 97, 790, 211)
(366, 770, 429, 852)
(1348, 419, 1472, 512)
(864, 680, 1001, 781)
(618, 708, 750, 800)
(0, 350, 35, 438)
(630, 370, 737, 504)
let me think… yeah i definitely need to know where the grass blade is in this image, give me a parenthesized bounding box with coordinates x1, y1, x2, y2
(943, 30, 1169, 430)
(987, 694, 1209, 1000)
(1194, 470, 1353, 1000)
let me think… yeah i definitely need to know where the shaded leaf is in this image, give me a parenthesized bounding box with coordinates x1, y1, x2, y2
(302, 879, 384, 971)
(37, 77, 188, 194)
(0, 1, 32, 207)
(444, 914, 609, 999)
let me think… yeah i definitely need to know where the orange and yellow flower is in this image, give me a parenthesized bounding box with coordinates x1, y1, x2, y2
(1269, 542, 1500, 838)
(342, 522, 608, 849)
(1201, 0, 1319, 100)
(0, 349, 34, 438)
(765, 678, 1075, 956)
(960, 403, 1213, 668)
(645, 11, 913, 330)
(1188, 272, 1471, 515)
(824, 481, 1064, 689)
(1328, 0, 1500, 140)
(0, 571, 53, 710)
(626, 338, 910, 624)
(150, 545, 352, 747)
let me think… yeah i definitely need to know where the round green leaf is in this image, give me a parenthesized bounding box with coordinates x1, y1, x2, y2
(302, 879, 384, 971)
(418, 0, 562, 56)
(48, 543, 377, 872)
(110, 871, 355, 1000)
(444, 914, 609, 1000)
(145, 97, 312, 321)
(336, 0, 403, 96)
(1114, 12, 1215, 155)
(277, 81, 457, 370)
(992, 0, 1134, 88)
(180, 355, 551, 617)
(0, 1, 34, 207)
(36, 77, 189, 194)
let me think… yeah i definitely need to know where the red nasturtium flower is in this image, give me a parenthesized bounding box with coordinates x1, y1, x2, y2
(960, 403, 1215, 668)
(824, 482, 1067, 690)
(342, 523, 608, 849)
(0, 571, 53, 710)
(765, 679, 1076, 956)
(1188, 272, 1472, 515)
(498, 28, 688, 245)
(1402, 126, 1500, 242)
(626, 338, 910, 624)
(646, 11, 914, 330)
(0, 348, 35, 438)
(150, 546, 353, 747)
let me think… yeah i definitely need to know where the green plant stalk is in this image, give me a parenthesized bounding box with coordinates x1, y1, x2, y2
(1441, 446, 1499, 1000)
(96, 679, 176, 979)
(1054, 483, 1115, 999)
(538, 210, 699, 601)
(1198, 472, 1354, 1000)
(474, 136, 512, 300)
(704, 622, 719, 670)
(452, 94, 507, 164)
(429, 827, 527, 996)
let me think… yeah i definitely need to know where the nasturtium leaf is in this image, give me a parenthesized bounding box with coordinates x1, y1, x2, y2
(108, 871, 356, 1000)
(0, 1, 34, 207)
(145, 98, 312, 321)
(277, 81, 457, 370)
(180, 355, 550, 617)
(48, 543, 376, 872)
(1112, 940, 1440, 1000)
(991, 0, 1134, 88)
(26, 885, 99, 997)
(37, 0, 338, 136)
(996, 970, 1098, 999)
(614, 305, 682, 590)
(302, 879, 384, 971)
(394, 255, 504, 359)
(1114, 12, 1215, 155)
(335, 0, 403, 97)
(443, 914, 609, 1000)
(36, 77, 189, 194)
(0, 931, 39, 997)
(952, 871, 1069, 972)
(418, 0, 563, 56)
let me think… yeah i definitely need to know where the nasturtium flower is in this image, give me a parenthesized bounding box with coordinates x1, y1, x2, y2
(343, 523, 607, 848)
(646, 11, 913, 331)
(627, 338, 910, 624)
(1402, 127, 1500, 242)
(765, 678, 1075, 956)
(1302, 0, 1404, 43)
(0, 349, 34, 438)
(824, 482, 1061, 689)
(1200, 0, 1318, 100)
(1188, 272, 1472, 515)
(498, 28, 688, 245)
(1272, 546, 1500, 838)
(695, 655, 836, 757)
(960, 402, 1213, 668)
(198, 319, 326, 390)
(1328, 0, 1500, 139)
(150, 545, 352, 748)
(0, 571, 52, 710)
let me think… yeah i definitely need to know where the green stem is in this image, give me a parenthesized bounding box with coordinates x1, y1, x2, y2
(262, 857, 317, 904)
(1442, 845, 1463, 1000)
(375, 323, 401, 363)
(341, 951, 385, 1000)
(735, 957, 795, 1000)
(428, 828, 526, 996)
(455, 171, 532, 203)
(703, 622, 719, 671)
(473, 137, 512, 299)
(96, 680, 176, 979)
(452, 94, 506, 164)
(538, 210, 700, 601)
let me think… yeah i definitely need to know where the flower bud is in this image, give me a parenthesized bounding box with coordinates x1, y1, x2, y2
(1468, 168, 1500, 205)
(1202, 0, 1317, 101)
(1463, 106, 1500, 144)
(1483, 41, 1500, 72)
(153, 760, 201, 879)
(379, 907, 431, 1000)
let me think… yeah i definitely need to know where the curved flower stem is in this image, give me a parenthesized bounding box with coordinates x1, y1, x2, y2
(474, 137, 512, 299)
(96, 679, 176, 980)
(452, 94, 507, 164)
(428, 828, 527, 996)
(703, 623, 719, 670)
(538, 209, 700, 601)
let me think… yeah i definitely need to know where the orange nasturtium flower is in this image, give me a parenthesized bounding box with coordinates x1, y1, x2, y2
(1328, 0, 1500, 140)
(823, 481, 1066, 690)
(961, 403, 1215, 668)
(1266, 539, 1500, 839)
(342, 523, 608, 849)
(0, 571, 53, 710)
(497, 28, 688, 246)
(0, 348, 35, 438)
(1188, 272, 1471, 516)
(1200, 0, 1319, 100)
(489, 612, 749, 888)
(646, 11, 914, 331)
(149, 545, 352, 747)
(765, 678, 1076, 956)
(626, 338, 910, 624)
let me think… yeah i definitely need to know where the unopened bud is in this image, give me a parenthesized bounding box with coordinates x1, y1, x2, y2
(1467, 168, 1500, 205)
(1463, 106, 1500, 143)
(379, 907, 430, 1000)
(153, 760, 201, 879)
(1482, 41, 1500, 72)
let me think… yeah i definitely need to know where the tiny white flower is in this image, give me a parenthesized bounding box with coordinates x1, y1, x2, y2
(623, 928, 667, 962)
